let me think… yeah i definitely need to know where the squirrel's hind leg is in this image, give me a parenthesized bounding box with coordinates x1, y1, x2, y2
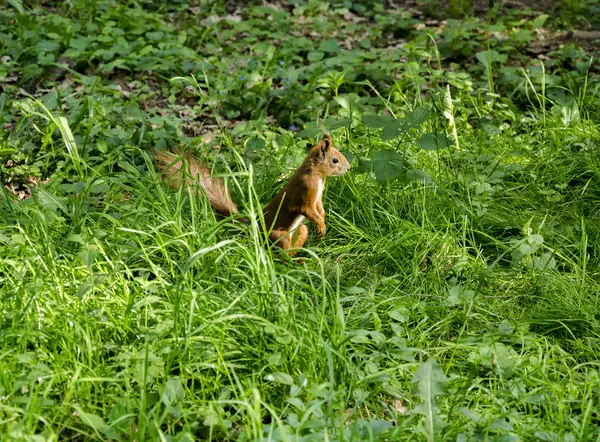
(286, 225, 309, 264)
(289, 225, 308, 256)
(269, 225, 308, 260)
(269, 229, 292, 251)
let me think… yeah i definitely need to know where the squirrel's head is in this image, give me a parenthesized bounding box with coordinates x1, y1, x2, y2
(309, 134, 351, 177)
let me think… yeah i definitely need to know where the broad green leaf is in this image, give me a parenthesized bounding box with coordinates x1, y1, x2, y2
(416, 133, 449, 150)
(203, 409, 219, 426)
(70, 37, 92, 52)
(73, 406, 119, 439)
(162, 378, 185, 407)
(476, 51, 490, 69)
(319, 39, 340, 53)
(527, 234, 544, 246)
(372, 149, 404, 184)
(102, 58, 129, 73)
(473, 343, 519, 377)
(334, 96, 350, 110)
(36, 40, 60, 53)
(405, 106, 430, 126)
(446, 285, 461, 306)
(145, 31, 164, 41)
(513, 29, 532, 44)
(406, 169, 432, 183)
(490, 418, 514, 431)
(535, 431, 559, 441)
(476, 50, 507, 68)
(77, 409, 108, 432)
(381, 120, 404, 141)
(264, 372, 294, 385)
(446, 285, 474, 306)
(133, 296, 162, 310)
(7, 0, 25, 13)
(275, 334, 292, 345)
(265, 45, 276, 62)
(79, 245, 99, 268)
(388, 306, 409, 322)
(362, 114, 392, 128)
(307, 51, 324, 62)
(357, 420, 394, 438)
(355, 157, 372, 174)
(460, 407, 483, 423)
(339, 149, 354, 163)
(412, 359, 448, 441)
(78, 279, 94, 298)
(66, 234, 84, 244)
(63, 49, 81, 58)
(90, 180, 109, 194)
(560, 102, 580, 127)
(10, 234, 26, 246)
(349, 330, 371, 344)
(346, 286, 367, 294)
(532, 253, 556, 270)
(324, 117, 352, 130)
(286, 68, 299, 83)
(37, 189, 67, 212)
(246, 137, 266, 150)
(108, 398, 134, 429)
(57, 182, 86, 194)
(297, 126, 322, 138)
(406, 61, 420, 76)
(532, 14, 549, 28)
(123, 104, 144, 122)
(354, 388, 370, 405)
(269, 352, 284, 366)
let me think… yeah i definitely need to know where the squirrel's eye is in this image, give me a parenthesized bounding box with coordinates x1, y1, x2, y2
(332, 157, 339, 164)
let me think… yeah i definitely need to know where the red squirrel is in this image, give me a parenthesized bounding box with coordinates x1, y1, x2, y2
(154, 134, 350, 254)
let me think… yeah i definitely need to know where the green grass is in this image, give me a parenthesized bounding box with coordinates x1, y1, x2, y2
(1, 0, 600, 440)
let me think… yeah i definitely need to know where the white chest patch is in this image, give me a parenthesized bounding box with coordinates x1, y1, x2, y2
(316, 178, 324, 202)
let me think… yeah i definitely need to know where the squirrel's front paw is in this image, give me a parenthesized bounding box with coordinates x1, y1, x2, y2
(317, 224, 326, 240)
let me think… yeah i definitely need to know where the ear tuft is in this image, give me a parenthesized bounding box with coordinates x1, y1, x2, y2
(321, 134, 331, 154)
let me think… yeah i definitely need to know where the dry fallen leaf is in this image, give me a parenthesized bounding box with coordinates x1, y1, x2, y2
(393, 399, 408, 415)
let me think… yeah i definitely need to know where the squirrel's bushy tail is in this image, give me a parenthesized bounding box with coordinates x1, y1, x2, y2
(154, 151, 241, 219)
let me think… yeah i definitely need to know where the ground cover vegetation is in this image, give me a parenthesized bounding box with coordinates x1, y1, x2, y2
(1, 0, 600, 440)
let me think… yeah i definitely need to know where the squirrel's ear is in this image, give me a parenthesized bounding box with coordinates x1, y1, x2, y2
(320, 134, 331, 155)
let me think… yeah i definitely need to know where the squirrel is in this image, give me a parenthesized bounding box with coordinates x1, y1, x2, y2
(154, 134, 351, 255)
